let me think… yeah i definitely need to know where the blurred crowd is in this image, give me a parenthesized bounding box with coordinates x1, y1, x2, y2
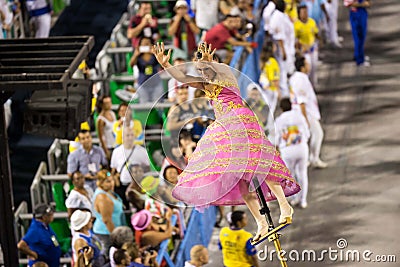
(7, 0, 372, 266)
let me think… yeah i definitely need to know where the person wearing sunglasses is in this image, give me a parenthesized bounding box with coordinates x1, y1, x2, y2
(152, 42, 300, 242)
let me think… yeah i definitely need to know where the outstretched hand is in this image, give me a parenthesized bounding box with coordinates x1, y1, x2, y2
(197, 43, 216, 62)
(152, 42, 172, 68)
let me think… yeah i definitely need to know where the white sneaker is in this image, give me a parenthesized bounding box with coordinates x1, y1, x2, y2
(361, 61, 371, 67)
(364, 55, 370, 62)
(300, 202, 308, 209)
(312, 160, 328, 169)
(338, 36, 344, 42)
(290, 199, 300, 206)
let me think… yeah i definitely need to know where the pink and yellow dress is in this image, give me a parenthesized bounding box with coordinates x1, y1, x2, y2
(172, 81, 300, 208)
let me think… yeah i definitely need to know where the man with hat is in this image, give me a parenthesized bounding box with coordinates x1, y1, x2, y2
(17, 203, 61, 267)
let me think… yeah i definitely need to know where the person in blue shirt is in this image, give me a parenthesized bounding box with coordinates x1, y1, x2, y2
(17, 203, 61, 267)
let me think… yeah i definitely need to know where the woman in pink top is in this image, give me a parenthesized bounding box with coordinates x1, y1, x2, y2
(152, 42, 300, 242)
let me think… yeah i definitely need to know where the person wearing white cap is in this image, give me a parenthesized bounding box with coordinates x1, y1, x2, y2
(71, 210, 105, 266)
(168, 0, 200, 59)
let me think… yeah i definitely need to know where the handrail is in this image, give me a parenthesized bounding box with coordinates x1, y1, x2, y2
(174, 206, 217, 266)
(14, 201, 29, 242)
(30, 162, 49, 210)
(156, 214, 177, 266)
(19, 212, 69, 220)
(111, 102, 172, 111)
(41, 174, 70, 181)
(47, 139, 59, 175)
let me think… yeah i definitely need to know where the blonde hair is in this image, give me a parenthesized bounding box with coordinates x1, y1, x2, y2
(190, 244, 207, 261)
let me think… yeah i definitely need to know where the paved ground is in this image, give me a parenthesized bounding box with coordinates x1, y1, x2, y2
(207, 1, 400, 266)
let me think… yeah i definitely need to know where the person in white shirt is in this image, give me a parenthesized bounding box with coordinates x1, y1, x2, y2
(191, 0, 219, 40)
(269, 0, 293, 97)
(289, 56, 328, 168)
(0, 0, 13, 38)
(110, 127, 150, 207)
(184, 245, 209, 267)
(275, 98, 310, 208)
(25, 0, 52, 37)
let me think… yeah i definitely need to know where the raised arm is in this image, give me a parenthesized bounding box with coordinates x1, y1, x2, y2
(152, 43, 204, 88)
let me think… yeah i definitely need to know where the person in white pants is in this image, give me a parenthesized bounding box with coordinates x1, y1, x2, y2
(0, 0, 13, 38)
(275, 98, 310, 208)
(25, 0, 52, 37)
(289, 55, 328, 168)
(324, 0, 342, 48)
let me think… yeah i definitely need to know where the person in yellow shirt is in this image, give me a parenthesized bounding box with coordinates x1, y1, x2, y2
(284, 0, 298, 22)
(113, 103, 144, 146)
(219, 211, 259, 267)
(294, 4, 320, 86)
(259, 43, 280, 136)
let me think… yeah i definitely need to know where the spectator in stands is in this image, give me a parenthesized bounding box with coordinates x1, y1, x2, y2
(294, 5, 320, 86)
(70, 210, 105, 267)
(0, 0, 13, 38)
(122, 242, 159, 267)
(191, 0, 219, 39)
(130, 37, 164, 103)
(127, 2, 159, 48)
(168, 0, 200, 59)
(25, 0, 52, 37)
(96, 95, 116, 160)
(162, 140, 187, 172)
(344, 0, 371, 66)
(17, 204, 61, 267)
(246, 85, 269, 128)
(191, 89, 213, 141)
(159, 165, 181, 206)
(167, 57, 196, 103)
(184, 245, 209, 267)
(131, 209, 174, 249)
(166, 85, 198, 140)
(109, 226, 134, 267)
(178, 131, 197, 160)
(204, 14, 254, 63)
(113, 103, 144, 146)
(67, 129, 108, 191)
(126, 164, 146, 211)
(275, 98, 310, 209)
(113, 249, 132, 267)
(65, 171, 94, 218)
(111, 127, 150, 207)
(289, 56, 327, 168)
(236, 0, 255, 36)
(140, 175, 176, 219)
(92, 169, 126, 256)
(219, 211, 259, 267)
(219, 0, 239, 19)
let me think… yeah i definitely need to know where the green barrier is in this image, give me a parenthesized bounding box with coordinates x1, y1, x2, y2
(52, 0, 66, 14)
(51, 183, 71, 254)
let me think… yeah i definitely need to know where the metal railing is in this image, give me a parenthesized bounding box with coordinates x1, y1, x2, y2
(30, 161, 70, 211)
(47, 139, 70, 175)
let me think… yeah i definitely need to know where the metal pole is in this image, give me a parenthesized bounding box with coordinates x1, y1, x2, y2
(0, 95, 19, 266)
